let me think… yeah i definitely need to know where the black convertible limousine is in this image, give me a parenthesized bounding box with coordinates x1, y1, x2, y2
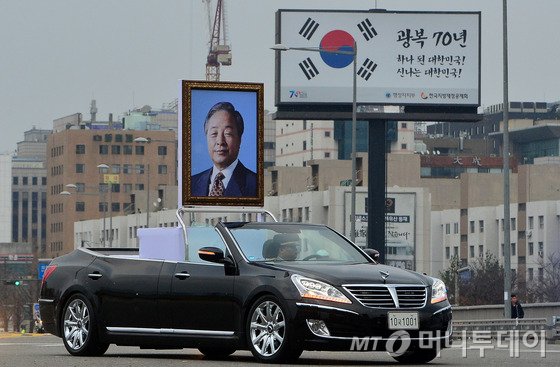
(39, 221, 452, 363)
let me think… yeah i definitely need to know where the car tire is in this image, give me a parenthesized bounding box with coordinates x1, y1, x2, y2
(198, 346, 236, 359)
(391, 347, 439, 364)
(61, 294, 109, 356)
(246, 295, 303, 363)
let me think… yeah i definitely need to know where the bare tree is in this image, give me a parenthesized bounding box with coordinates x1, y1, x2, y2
(526, 252, 560, 302)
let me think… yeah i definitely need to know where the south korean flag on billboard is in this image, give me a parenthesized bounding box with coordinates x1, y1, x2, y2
(275, 10, 480, 106)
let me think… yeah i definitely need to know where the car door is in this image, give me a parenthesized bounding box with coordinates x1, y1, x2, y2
(160, 227, 235, 334)
(84, 256, 163, 329)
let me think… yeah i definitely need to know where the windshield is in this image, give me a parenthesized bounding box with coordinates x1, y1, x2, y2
(227, 223, 369, 264)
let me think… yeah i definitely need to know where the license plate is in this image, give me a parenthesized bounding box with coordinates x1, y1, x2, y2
(388, 312, 419, 330)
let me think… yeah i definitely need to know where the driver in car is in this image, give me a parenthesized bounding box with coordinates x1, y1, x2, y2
(274, 234, 301, 261)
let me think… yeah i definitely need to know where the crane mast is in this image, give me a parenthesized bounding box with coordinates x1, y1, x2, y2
(205, 0, 231, 81)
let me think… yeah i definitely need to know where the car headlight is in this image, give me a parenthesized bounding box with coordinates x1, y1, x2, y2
(291, 274, 351, 304)
(431, 278, 448, 304)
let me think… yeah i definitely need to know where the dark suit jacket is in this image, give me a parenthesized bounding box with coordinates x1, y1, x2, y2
(191, 161, 257, 197)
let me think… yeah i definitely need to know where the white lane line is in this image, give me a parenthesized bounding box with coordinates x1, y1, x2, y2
(0, 343, 62, 347)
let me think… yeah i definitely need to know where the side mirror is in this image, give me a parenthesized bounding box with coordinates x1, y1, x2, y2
(198, 247, 226, 263)
(363, 248, 380, 263)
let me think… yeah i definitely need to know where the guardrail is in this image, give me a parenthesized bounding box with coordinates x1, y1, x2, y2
(452, 317, 560, 342)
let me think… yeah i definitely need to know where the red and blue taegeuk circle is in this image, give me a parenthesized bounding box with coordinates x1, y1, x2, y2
(319, 30, 355, 69)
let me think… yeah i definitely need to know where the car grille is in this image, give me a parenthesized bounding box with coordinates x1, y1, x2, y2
(343, 285, 427, 308)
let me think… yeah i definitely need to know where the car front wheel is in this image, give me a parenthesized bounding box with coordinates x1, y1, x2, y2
(62, 294, 109, 356)
(246, 295, 302, 363)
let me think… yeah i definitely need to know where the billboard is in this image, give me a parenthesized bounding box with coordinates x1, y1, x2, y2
(275, 10, 480, 107)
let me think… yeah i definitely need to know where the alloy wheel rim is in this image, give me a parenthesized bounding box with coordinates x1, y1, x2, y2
(63, 299, 90, 350)
(249, 300, 285, 357)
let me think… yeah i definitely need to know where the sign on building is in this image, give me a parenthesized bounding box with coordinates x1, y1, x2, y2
(345, 191, 416, 270)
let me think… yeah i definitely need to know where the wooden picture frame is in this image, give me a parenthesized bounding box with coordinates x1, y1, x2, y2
(181, 80, 264, 207)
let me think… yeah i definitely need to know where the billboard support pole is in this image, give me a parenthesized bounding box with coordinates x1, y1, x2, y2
(368, 120, 387, 262)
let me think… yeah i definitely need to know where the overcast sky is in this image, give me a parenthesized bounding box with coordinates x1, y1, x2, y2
(1, 0, 558, 153)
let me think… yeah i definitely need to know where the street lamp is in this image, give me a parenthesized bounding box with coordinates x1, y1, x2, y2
(61, 183, 108, 247)
(97, 164, 113, 247)
(272, 43, 358, 242)
(134, 137, 151, 228)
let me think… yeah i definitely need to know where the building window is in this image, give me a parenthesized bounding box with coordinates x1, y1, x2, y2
(528, 242, 534, 256)
(469, 221, 475, 233)
(123, 145, 133, 155)
(32, 177, 38, 185)
(123, 164, 132, 174)
(401, 122, 407, 128)
(324, 152, 330, 158)
(23, 177, 28, 185)
(76, 164, 85, 173)
(13, 176, 18, 185)
(76, 144, 85, 154)
(538, 216, 544, 229)
(99, 145, 108, 155)
(538, 242, 544, 256)
(111, 202, 120, 212)
(158, 146, 167, 155)
(478, 245, 484, 257)
(511, 218, 516, 231)
(111, 165, 121, 174)
(123, 184, 133, 193)
(111, 184, 120, 193)
(511, 243, 516, 256)
(453, 246, 458, 256)
(453, 222, 459, 234)
(158, 165, 168, 174)
(479, 220, 484, 233)
(115, 134, 123, 142)
(325, 131, 331, 137)
(99, 202, 108, 212)
(303, 141, 307, 150)
(76, 202, 85, 212)
(104, 134, 113, 142)
(41, 177, 47, 185)
(135, 146, 145, 155)
(528, 268, 533, 281)
(469, 246, 474, 258)
(445, 247, 450, 259)
(445, 223, 450, 234)
(538, 268, 543, 281)
(528, 216, 534, 229)
(135, 164, 145, 174)
(135, 183, 144, 191)
(401, 143, 407, 150)
(111, 145, 121, 155)
(76, 183, 85, 192)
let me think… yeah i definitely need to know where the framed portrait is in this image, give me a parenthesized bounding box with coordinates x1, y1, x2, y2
(181, 80, 264, 207)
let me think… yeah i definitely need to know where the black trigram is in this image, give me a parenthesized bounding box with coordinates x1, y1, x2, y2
(358, 58, 377, 81)
(299, 17, 319, 40)
(299, 58, 319, 80)
(357, 18, 378, 41)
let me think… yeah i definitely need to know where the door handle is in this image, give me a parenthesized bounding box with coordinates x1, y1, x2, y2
(174, 272, 190, 279)
(88, 272, 103, 279)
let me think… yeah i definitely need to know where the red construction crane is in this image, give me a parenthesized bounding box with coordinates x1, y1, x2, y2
(204, 0, 231, 81)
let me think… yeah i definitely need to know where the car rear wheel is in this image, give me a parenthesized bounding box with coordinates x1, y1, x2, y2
(246, 295, 303, 363)
(62, 294, 109, 356)
(391, 347, 439, 364)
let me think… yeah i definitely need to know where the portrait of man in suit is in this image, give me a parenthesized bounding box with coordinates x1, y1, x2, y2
(190, 101, 257, 197)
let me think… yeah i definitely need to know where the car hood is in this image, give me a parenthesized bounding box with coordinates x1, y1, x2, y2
(263, 262, 431, 286)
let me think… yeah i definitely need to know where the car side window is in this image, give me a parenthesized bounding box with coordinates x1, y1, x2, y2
(186, 227, 228, 263)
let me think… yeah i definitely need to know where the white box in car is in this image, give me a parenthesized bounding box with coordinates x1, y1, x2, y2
(138, 227, 185, 261)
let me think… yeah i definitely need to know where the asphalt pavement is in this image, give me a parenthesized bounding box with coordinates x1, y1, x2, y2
(0, 333, 559, 366)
